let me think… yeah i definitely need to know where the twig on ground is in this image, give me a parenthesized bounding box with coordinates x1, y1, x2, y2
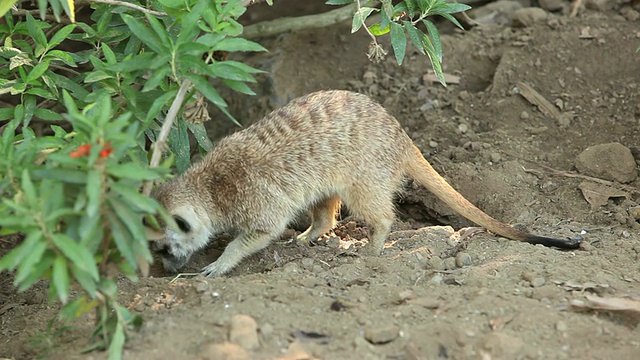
(521, 162, 640, 196)
(142, 80, 192, 196)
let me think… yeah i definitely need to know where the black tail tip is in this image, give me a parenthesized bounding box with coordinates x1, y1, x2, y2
(525, 235, 582, 249)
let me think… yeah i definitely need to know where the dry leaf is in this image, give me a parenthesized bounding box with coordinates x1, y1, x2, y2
(578, 181, 628, 209)
(423, 72, 460, 84)
(516, 82, 561, 120)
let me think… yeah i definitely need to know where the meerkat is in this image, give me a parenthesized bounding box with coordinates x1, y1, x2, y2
(146, 90, 580, 277)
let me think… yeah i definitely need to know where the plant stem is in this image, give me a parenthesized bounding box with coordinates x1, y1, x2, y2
(142, 80, 192, 196)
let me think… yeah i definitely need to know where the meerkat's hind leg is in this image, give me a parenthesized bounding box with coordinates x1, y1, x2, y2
(201, 230, 276, 277)
(342, 188, 395, 256)
(297, 195, 341, 243)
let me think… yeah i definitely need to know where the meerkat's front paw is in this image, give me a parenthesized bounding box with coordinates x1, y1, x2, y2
(201, 262, 225, 278)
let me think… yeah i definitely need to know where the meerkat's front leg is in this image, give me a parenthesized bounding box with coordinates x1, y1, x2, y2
(201, 230, 275, 277)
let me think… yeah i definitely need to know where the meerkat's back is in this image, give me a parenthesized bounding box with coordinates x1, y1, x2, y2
(149, 90, 579, 278)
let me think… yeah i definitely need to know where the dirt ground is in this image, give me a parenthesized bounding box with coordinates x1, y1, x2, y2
(2, 1, 640, 359)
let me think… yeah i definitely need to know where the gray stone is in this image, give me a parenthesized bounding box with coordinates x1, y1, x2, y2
(575, 142, 637, 183)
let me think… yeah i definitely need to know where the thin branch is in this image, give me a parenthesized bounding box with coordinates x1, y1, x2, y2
(88, 0, 167, 17)
(243, 3, 357, 39)
(142, 80, 192, 196)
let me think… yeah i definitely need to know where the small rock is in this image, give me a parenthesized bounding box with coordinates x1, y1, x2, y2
(629, 206, 640, 220)
(471, 0, 523, 26)
(512, 8, 548, 27)
(579, 241, 594, 251)
(200, 342, 250, 360)
(443, 257, 457, 270)
(520, 111, 529, 120)
(429, 140, 439, 148)
(530, 277, 546, 288)
(458, 123, 469, 134)
(575, 143, 637, 183)
(260, 323, 274, 338)
(458, 90, 470, 101)
(300, 257, 314, 269)
(455, 253, 472, 267)
(229, 315, 260, 350)
(538, 0, 564, 12)
(620, 7, 640, 22)
(426, 256, 445, 270)
(364, 325, 400, 344)
(490, 153, 501, 163)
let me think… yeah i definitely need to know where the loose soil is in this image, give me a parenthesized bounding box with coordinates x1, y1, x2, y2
(2, 1, 640, 359)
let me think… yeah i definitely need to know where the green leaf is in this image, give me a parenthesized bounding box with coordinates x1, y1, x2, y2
(86, 169, 102, 218)
(142, 66, 170, 92)
(107, 323, 125, 360)
(0, 230, 42, 271)
(423, 20, 442, 62)
(369, 24, 390, 36)
(121, 14, 166, 54)
(108, 163, 161, 180)
(146, 13, 171, 47)
(52, 256, 70, 303)
(108, 197, 150, 260)
(48, 24, 77, 49)
(34, 108, 64, 121)
(17, 251, 54, 292)
(187, 122, 213, 152)
(110, 182, 159, 213)
(0, 107, 14, 121)
(0, 0, 19, 18)
(352, 7, 376, 33)
(23, 94, 36, 126)
(185, 73, 227, 108)
(434, 2, 471, 14)
(107, 211, 136, 267)
(438, 12, 464, 30)
(221, 79, 255, 95)
(26, 61, 49, 82)
(145, 90, 177, 123)
(70, 263, 97, 297)
(52, 233, 99, 281)
(168, 119, 190, 173)
(325, 0, 354, 5)
(208, 62, 256, 82)
(26, 13, 47, 48)
(32, 168, 87, 184)
(404, 21, 425, 55)
(21, 169, 38, 208)
(102, 43, 117, 65)
(211, 37, 267, 52)
(14, 240, 47, 285)
(389, 22, 406, 65)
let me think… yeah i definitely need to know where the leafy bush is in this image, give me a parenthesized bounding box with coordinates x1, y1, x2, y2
(0, 0, 469, 357)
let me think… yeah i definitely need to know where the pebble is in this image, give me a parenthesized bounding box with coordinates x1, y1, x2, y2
(426, 256, 445, 270)
(458, 123, 469, 134)
(364, 325, 400, 344)
(512, 8, 548, 27)
(429, 140, 439, 148)
(455, 253, 472, 267)
(300, 257, 315, 270)
(530, 277, 546, 288)
(443, 257, 457, 270)
(490, 153, 502, 163)
(538, 0, 564, 12)
(520, 111, 529, 120)
(628, 206, 640, 220)
(200, 342, 250, 360)
(229, 314, 260, 350)
(260, 322, 274, 338)
(575, 142, 637, 183)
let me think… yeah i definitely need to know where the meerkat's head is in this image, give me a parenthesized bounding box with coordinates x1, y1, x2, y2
(146, 180, 213, 274)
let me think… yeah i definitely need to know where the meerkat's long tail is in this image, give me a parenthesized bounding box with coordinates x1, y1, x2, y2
(405, 145, 580, 249)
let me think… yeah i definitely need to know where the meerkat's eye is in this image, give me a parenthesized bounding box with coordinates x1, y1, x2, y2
(173, 215, 191, 233)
